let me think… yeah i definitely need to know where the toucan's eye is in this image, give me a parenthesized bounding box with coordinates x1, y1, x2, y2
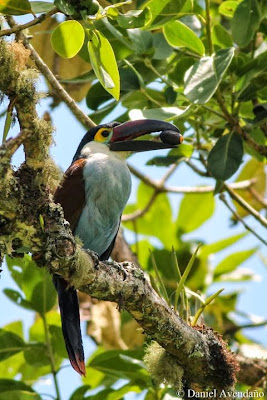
(94, 128, 113, 143)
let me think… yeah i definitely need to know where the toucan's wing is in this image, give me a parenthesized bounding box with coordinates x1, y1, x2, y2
(54, 158, 86, 231)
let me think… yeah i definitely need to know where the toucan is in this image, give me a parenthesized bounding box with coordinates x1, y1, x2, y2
(53, 119, 183, 376)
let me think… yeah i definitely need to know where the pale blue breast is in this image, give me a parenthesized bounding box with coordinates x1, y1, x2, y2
(74, 150, 131, 256)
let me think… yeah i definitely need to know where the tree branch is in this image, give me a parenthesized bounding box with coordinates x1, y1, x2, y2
(0, 8, 58, 38)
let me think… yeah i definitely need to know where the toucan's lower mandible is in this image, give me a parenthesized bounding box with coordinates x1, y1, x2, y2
(53, 119, 182, 376)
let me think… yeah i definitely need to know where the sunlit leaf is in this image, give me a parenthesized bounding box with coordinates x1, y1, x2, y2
(129, 107, 189, 121)
(51, 21, 85, 59)
(234, 158, 266, 217)
(88, 30, 120, 100)
(30, 1, 54, 13)
(0, 0, 32, 15)
(163, 20, 205, 56)
(144, 0, 188, 28)
(200, 232, 247, 258)
(176, 192, 215, 234)
(184, 48, 235, 104)
(207, 132, 243, 180)
(214, 248, 257, 277)
(219, 1, 238, 18)
(117, 9, 150, 29)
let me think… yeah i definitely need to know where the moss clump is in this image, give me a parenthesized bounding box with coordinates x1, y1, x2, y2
(144, 342, 184, 389)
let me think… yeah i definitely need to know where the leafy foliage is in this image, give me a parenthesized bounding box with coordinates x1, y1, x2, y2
(0, 0, 266, 398)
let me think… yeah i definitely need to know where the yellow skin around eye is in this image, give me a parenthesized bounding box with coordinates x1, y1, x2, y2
(94, 128, 112, 143)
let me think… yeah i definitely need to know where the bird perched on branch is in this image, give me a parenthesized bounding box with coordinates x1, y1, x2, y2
(54, 119, 183, 376)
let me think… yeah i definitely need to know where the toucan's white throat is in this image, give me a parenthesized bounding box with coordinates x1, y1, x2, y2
(80, 141, 129, 161)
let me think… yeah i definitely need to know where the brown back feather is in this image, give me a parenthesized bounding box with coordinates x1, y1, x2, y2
(54, 159, 86, 232)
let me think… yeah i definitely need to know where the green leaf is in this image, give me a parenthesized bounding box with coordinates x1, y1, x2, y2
(127, 29, 153, 54)
(144, 0, 188, 29)
(212, 24, 233, 48)
(163, 20, 205, 56)
(0, 379, 39, 393)
(219, 1, 238, 18)
(232, 0, 261, 48)
(90, 349, 149, 384)
(0, 0, 32, 15)
(88, 30, 120, 100)
(117, 9, 150, 29)
(54, 0, 75, 15)
(5, 255, 54, 304)
(0, 390, 41, 400)
(207, 132, 243, 180)
(70, 386, 91, 400)
(50, 325, 67, 358)
(123, 182, 174, 248)
(3, 288, 35, 310)
(86, 82, 113, 111)
(129, 106, 188, 121)
(30, 277, 57, 314)
(0, 329, 25, 361)
(2, 106, 12, 143)
(234, 158, 266, 217)
(176, 192, 215, 234)
(200, 232, 247, 258)
(184, 48, 235, 104)
(147, 144, 193, 166)
(51, 21, 85, 59)
(214, 249, 257, 277)
(30, 1, 54, 13)
(24, 344, 50, 366)
(152, 33, 173, 60)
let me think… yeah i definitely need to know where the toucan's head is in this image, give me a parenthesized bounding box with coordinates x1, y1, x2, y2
(73, 119, 183, 162)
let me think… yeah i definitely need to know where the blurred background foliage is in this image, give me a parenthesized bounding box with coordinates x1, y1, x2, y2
(0, 0, 266, 398)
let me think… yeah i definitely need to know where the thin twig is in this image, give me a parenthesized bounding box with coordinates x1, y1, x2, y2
(224, 184, 267, 229)
(205, 0, 213, 56)
(129, 164, 255, 194)
(248, 187, 267, 208)
(0, 129, 31, 159)
(124, 163, 256, 221)
(219, 193, 267, 246)
(0, 8, 58, 38)
(5, 16, 95, 130)
(185, 159, 209, 177)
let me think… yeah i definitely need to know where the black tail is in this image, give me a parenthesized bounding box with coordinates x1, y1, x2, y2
(53, 275, 86, 376)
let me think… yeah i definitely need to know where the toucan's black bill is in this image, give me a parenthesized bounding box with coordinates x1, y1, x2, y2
(110, 119, 182, 151)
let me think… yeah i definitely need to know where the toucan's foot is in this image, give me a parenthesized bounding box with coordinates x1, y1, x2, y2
(106, 261, 128, 280)
(86, 250, 100, 269)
